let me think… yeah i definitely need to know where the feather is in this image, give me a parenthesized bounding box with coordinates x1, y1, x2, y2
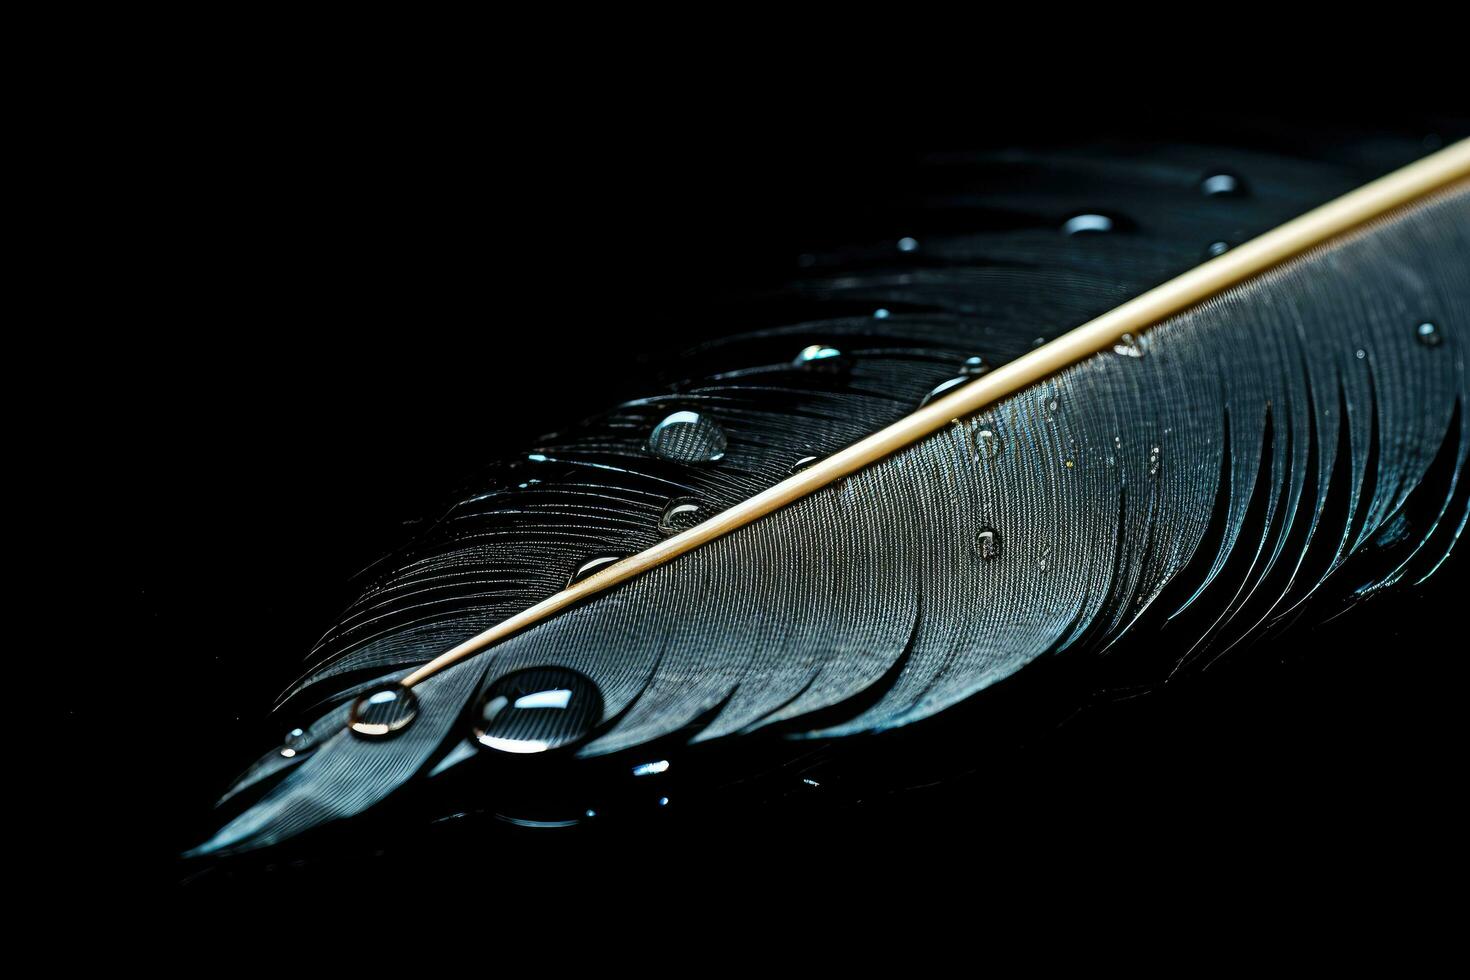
(190, 132, 1470, 855)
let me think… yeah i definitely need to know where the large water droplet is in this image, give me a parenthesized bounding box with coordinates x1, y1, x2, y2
(896, 236, 920, 252)
(647, 410, 727, 463)
(1063, 213, 1113, 236)
(921, 376, 968, 406)
(349, 685, 419, 738)
(658, 497, 703, 537)
(1205, 240, 1231, 258)
(960, 355, 990, 377)
(873, 308, 891, 319)
(280, 726, 313, 758)
(1200, 172, 1247, 197)
(568, 555, 624, 587)
(973, 527, 1002, 560)
(1416, 322, 1442, 347)
(794, 344, 845, 368)
(473, 667, 604, 754)
(1112, 333, 1146, 358)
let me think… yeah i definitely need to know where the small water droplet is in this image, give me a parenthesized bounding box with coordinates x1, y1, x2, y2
(1200, 172, 1247, 197)
(921, 376, 968, 406)
(974, 426, 1002, 459)
(1205, 240, 1231, 258)
(960, 355, 990, 377)
(896, 236, 919, 252)
(1063, 213, 1113, 236)
(1031, 336, 1047, 349)
(1416, 322, 1442, 347)
(1112, 333, 1147, 358)
(790, 455, 822, 474)
(973, 527, 1002, 560)
(1148, 445, 1162, 477)
(473, 667, 604, 754)
(657, 497, 703, 537)
(632, 760, 670, 777)
(1042, 392, 1061, 418)
(647, 410, 727, 463)
(349, 685, 419, 738)
(1355, 349, 1367, 360)
(873, 308, 891, 319)
(526, 453, 549, 463)
(279, 727, 312, 758)
(794, 344, 846, 370)
(658, 796, 670, 807)
(568, 555, 624, 587)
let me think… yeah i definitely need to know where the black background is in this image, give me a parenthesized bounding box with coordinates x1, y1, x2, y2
(57, 70, 1465, 923)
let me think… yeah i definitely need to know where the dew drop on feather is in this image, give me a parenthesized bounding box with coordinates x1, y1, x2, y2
(1063, 213, 1113, 236)
(568, 555, 624, 586)
(1200, 172, 1247, 197)
(648, 410, 727, 463)
(794, 344, 846, 370)
(960, 355, 990, 377)
(473, 667, 604, 754)
(657, 497, 703, 537)
(349, 686, 419, 738)
(1112, 333, 1146, 357)
(280, 727, 313, 758)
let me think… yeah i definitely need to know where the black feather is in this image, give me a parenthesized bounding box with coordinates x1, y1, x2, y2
(191, 135, 1468, 854)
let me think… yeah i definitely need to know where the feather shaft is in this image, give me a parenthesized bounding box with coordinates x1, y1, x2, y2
(400, 140, 1470, 690)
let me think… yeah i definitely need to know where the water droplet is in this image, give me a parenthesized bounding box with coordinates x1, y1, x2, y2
(1063, 213, 1113, 236)
(873, 308, 891, 319)
(526, 453, 549, 463)
(794, 344, 845, 370)
(921, 376, 968, 406)
(279, 727, 312, 758)
(473, 667, 604, 754)
(1038, 547, 1052, 573)
(1205, 240, 1231, 258)
(647, 410, 727, 463)
(974, 426, 1002, 459)
(632, 760, 670, 777)
(1112, 333, 1146, 357)
(1416, 322, 1442, 347)
(1042, 392, 1061, 418)
(1031, 336, 1047, 349)
(960, 355, 990, 377)
(790, 455, 822, 474)
(1355, 348, 1367, 360)
(349, 685, 419, 738)
(568, 555, 624, 587)
(973, 527, 1002, 560)
(1148, 445, 1162, 477)
(1200, 172, 1247, 197)
(658, 796, 670, 807)
(896, 236, 919, 252)
(657, 497, 703, 537)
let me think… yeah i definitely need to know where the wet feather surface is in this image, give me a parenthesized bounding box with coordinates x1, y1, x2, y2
(193, 140, 1469, 855)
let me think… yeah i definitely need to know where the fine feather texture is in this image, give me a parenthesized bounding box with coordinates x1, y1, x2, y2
(193, 143, 1467, 855)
